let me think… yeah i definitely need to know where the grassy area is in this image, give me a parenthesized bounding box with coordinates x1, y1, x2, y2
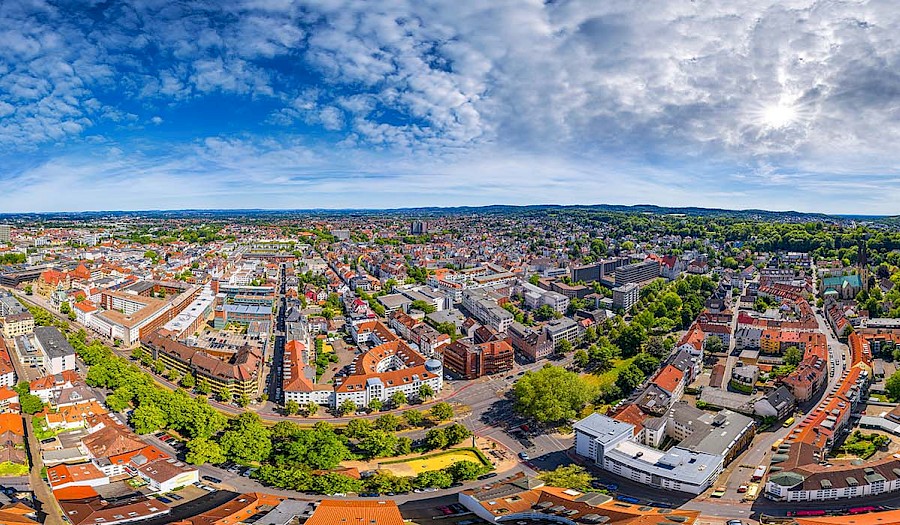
(835, 430, 890, 460)
(379, 447, 490, 476)
(581, 356, 637, 391)
(0, 461, 29, 476)
(32, 416, 56, 441)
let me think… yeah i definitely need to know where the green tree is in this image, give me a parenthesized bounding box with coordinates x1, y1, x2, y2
(357, 430, 399, 459)
(337, 398, 357, 416)
(414, 469, 453, 489)
(390, 391, 407, 408)
(784, 346, 803, 367)
(418, 383, 435, 401)
(425, 428, 448, 450)
(443, 423, 472, 446)
(704, 336, 724, 354)
(285, 400, 300, 416)
(529, 274, 541, 286)
(59, 302, 71, 315)
(368, 398, 383, 412)
(372, 414, 400, 432)
(220, 412, 272, 463)
(616, 323, 647, 357)
(556, 339, 573, 354)
(534, 304, 559, 321)
(886, 371, 900, 401)
(615, 363, 645, 395)
(311, 473, 362, 495)
(196, 379, 211, 395)
(20, 393, 44, 415)
(538, 464, 592, 491)
(403, 409, 424, 427)
(430, 402, 454, 422)
(574, 349, 589, 368)
(410, 300, 436, 314)
(512, 365, 598, 424)
(645, 336, 670, 360)
(237, 393, 250, 408)
(633, 353, 661, 376)
(306, 401, 320, 417)
(180, 373, 195, 389)
(217, 386, 233, 404)
(446, 460, 488, 481)
(345, 419, 373, 440)
(130, 404, 168, 434)
(152, 360, 165, 374)
(185, 437, 225, 465)
(395, 436, 412, 455)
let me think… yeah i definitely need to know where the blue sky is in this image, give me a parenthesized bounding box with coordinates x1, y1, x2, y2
(1, 0, 899, 214)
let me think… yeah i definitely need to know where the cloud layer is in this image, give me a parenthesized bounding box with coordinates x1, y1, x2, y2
(1, 0, 899, 213)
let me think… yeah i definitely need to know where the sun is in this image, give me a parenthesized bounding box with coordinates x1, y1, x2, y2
(761, 102, 798, 129)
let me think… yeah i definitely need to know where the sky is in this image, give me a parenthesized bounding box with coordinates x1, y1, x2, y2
(1, 0, 899, 214)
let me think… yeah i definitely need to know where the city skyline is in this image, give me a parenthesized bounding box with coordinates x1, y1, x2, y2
(2, 1, 899, 213)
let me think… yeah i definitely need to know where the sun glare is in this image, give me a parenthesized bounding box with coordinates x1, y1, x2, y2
(761, 102, 798, 129)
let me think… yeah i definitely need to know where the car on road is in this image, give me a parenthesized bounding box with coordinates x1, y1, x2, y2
(726, 521, 743, 525)
(711, 487, 727, 498)
(737, 485, 748, 493)
(477, 473, 498, 480)
(518, 452, 530, 461)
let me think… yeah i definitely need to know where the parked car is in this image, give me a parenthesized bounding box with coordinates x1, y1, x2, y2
(202, 476, 222, 484)
(518, 452, 530, 461)
(477, 473, 498, 480)
(155, 496, 172, 504)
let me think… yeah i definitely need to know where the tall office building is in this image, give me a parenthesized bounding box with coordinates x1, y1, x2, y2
(410, 220, 428, 235)
(0, 224, 10, 243)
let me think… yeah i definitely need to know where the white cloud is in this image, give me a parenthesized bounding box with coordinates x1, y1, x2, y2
(1, 0, 899, 212)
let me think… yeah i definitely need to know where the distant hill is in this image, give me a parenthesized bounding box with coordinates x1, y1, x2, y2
(0, 203, 885, 223)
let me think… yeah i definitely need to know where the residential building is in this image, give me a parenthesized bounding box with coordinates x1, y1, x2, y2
(305, 500, 404, 525)
(34, 326, 76, 375)
(170, 492, 285, 525)
(0, 224, 10, 243)
(612, 283, 639, 311)
(0, 340, 16, 388)
(461, 289, 513, 332)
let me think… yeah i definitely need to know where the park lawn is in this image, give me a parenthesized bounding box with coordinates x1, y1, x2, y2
(379, 448, 489, 476)
(0, 461, 29, 476)
(582, 356, 637, 391)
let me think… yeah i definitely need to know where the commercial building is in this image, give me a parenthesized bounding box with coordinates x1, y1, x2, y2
(612, 283, 639, 311)
(574, 413, 722, 494)
(515, 281, 569, 314)
(442, 339, 514, 379)
(574, 406, 755, 495)
(0, 224, 10, 243)
(615, 260, 660, 287)
(459, 472, 700, 525)
(144, 331, 262, 398)
(507, 321, 553, 362)
(543, 317, 580, 348)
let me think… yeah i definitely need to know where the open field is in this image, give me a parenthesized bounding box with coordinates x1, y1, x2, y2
(582, 356, 637, 391)
(379, 448, 488, 476)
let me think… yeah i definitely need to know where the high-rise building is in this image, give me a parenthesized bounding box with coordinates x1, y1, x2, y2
(410, 220, 428, 235)
(0, 224, 10, 243)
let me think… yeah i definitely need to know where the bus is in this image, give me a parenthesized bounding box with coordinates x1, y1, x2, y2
(783, 417, 796, 427)
(771, 438, 784, 451)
